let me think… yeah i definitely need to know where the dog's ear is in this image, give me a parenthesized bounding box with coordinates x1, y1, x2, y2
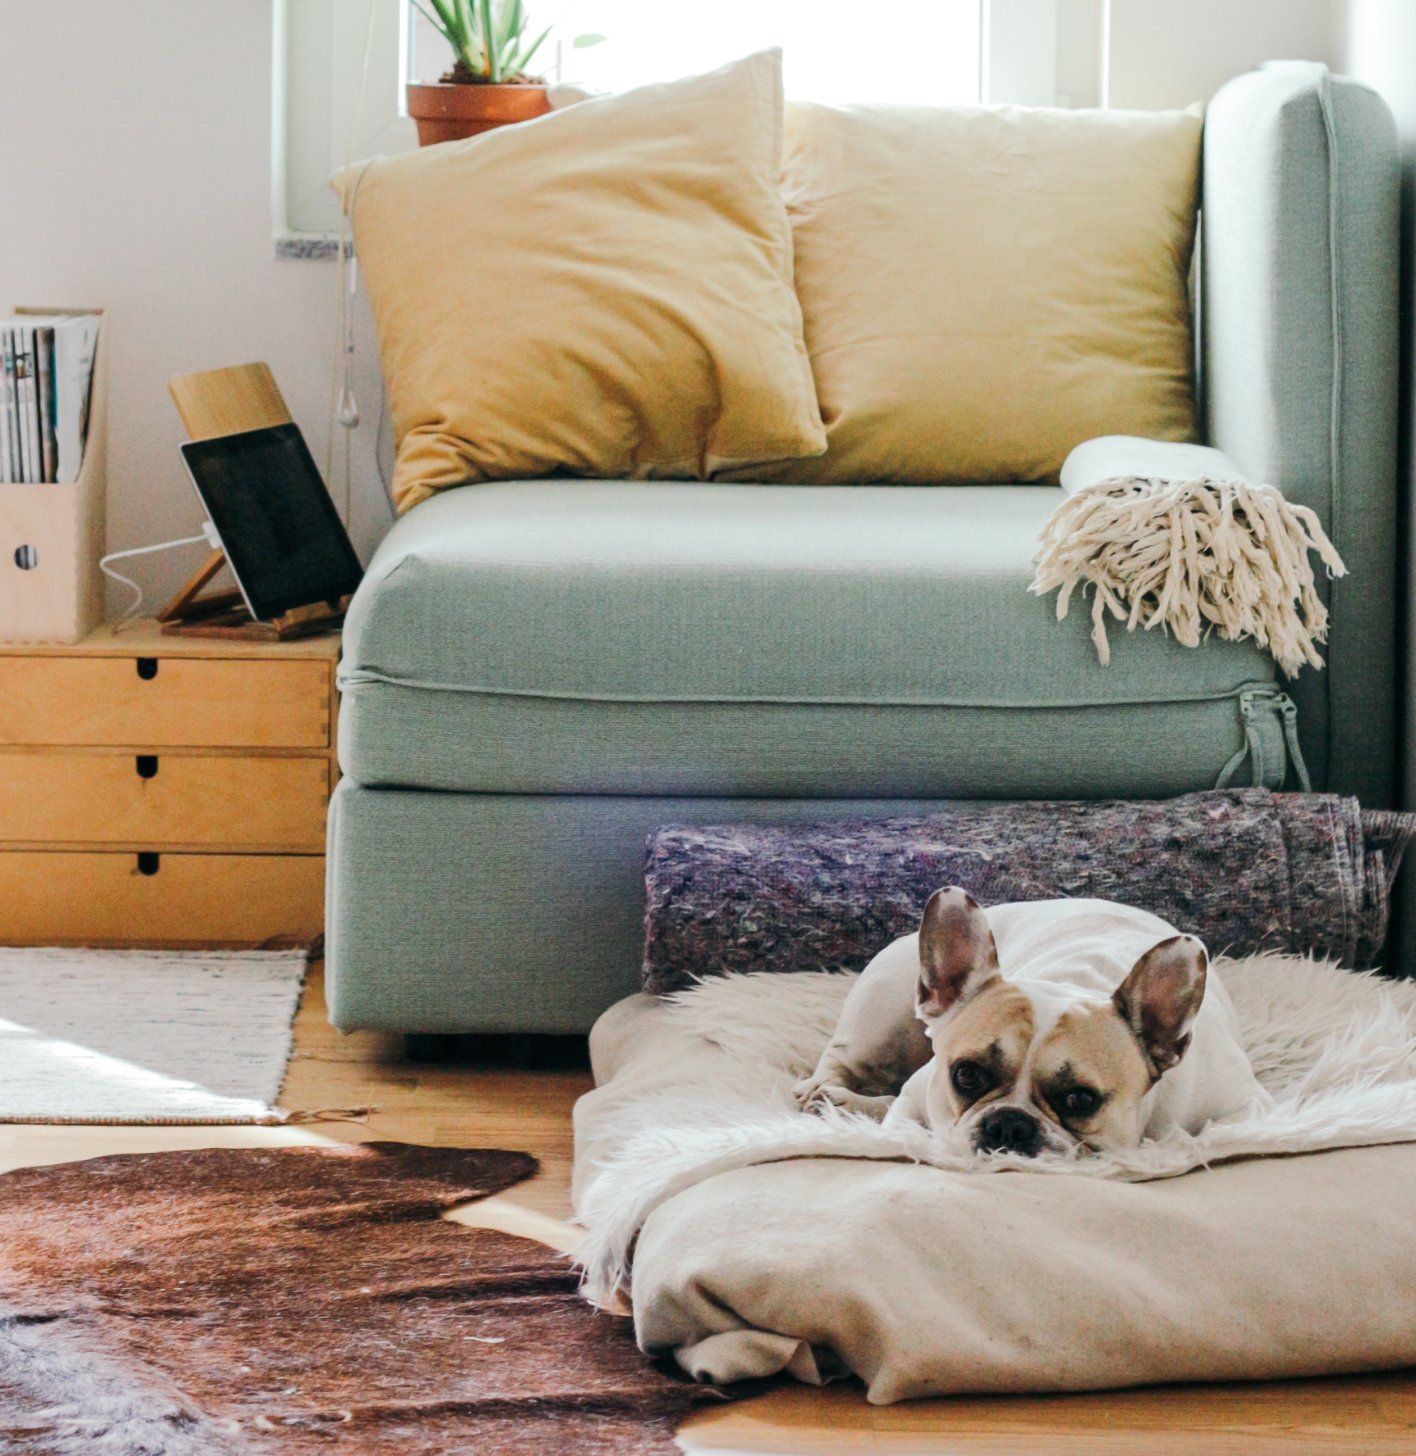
(1113, 934, 1208, 1078)
(917, 887, 1000, 1021)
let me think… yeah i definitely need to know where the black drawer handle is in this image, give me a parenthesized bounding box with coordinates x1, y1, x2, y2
(136, 658, 158, 681)
(137, 852, 160, 876)
(136, 755, 158, 779)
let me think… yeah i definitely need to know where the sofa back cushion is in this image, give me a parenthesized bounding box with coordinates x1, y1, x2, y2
(754, 101, 1202, 485)
(337, 51, 825, 514)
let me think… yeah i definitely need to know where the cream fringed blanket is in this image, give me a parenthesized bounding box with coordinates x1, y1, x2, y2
(1032, 436, 1345, 676)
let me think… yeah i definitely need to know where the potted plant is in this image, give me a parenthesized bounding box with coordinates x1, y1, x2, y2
(408, 1, 602, 147)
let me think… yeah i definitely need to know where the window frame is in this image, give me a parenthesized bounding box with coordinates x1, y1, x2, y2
(272, 0, 1108, 252)
(274, 0, 414, 249)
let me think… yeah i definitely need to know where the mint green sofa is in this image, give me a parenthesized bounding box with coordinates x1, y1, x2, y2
(326, 66, 1399, 1035)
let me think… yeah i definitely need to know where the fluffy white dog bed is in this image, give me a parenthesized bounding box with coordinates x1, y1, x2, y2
(573, 955, 1416, 1400)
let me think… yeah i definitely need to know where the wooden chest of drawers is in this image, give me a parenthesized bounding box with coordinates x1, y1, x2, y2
(0, 621, 339, 947)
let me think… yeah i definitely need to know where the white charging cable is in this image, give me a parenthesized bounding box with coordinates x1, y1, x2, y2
(100, 521, 222, 627)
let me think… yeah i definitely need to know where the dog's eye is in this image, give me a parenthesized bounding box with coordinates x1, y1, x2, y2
(1059, 1087, 1101, 1119)
(950, 1061, 991, 1099)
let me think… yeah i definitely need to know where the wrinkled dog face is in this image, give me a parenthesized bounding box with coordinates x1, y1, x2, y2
(914, 888, 1208, 1158)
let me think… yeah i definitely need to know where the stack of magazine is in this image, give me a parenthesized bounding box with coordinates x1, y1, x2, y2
(0, 312, 101, 484)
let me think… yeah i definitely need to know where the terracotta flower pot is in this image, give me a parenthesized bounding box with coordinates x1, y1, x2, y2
(406, 81, 552, 146)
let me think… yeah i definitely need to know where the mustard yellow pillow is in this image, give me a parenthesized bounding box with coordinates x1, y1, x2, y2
(757, 102, 1202, 484)
(335, 52, 824, 513)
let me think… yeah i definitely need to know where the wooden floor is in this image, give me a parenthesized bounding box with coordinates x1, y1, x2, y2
(1, 965, 1410, 1454)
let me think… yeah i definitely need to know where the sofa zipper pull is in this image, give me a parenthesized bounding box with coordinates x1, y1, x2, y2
(1275, 692, 1312, 793)
(1215, 687, 1309, 794)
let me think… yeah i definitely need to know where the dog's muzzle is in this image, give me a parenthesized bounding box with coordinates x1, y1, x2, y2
(974, 1106, 1043, 1157)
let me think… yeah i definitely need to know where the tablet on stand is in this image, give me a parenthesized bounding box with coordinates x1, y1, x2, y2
(162, 363, 361, 640)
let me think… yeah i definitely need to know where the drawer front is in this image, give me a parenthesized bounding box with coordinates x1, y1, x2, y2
(0, 753, 329, 850)
(0, 656, 330, 748)
(0, 851, 324, 946)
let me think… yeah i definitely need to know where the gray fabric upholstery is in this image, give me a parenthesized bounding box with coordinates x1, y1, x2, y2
(1203, 63, 1399, 802)
(326, 784, 965, 1032)
(339, 481, 1279, 796)
(343, 482, 1266, 706)
(338, 686, 1284, 799)
(327, 65, 1403, 1033)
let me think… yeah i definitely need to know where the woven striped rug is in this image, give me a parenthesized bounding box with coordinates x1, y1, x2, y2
(0, 948, 308, 1124)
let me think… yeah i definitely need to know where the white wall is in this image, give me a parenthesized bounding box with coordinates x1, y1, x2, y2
(0, 0, 390, 612)
(1105, 0, 1333, 109)
(1335, 0, 1416, 132)
(0, 0, 1348, 613)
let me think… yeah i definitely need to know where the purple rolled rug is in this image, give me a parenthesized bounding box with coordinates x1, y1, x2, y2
(642, 789, 1416, 995)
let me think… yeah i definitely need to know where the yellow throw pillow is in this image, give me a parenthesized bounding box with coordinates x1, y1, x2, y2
(756, 102, 1202, 485)
(336, 51, 825, 513)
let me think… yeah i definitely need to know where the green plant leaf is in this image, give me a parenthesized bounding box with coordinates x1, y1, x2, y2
(497, 0, 524, 53)
(429, 0, 465, 69)
(417, 0, 479, 71)
(419, 0, 581, 84)
(494, 0, 520, 74)
(510, 19, 554, 75)
(452, 0, 479, 70)
(477, 0, 496, 78)
(424, 0, 459, 48)
(412, 0, 452, 45)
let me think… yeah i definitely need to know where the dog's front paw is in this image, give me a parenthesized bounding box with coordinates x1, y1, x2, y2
(794, 1078, 895, 1121)
(792, 1073, 834, 1111)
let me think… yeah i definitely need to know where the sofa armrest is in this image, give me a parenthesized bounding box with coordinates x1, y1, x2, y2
(1058, 436, 1251, 495)
(1201, 63, 1399, 803)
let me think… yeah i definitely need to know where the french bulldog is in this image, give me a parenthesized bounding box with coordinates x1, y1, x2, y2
(794, 888, 1269, 1156)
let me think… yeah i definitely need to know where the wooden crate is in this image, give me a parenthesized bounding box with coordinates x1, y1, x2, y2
(0, 308, 107, 644)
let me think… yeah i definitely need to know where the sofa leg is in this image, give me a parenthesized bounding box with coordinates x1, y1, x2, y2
(402, 1031, 591, 1069)
(403, 1033, 464, 1064)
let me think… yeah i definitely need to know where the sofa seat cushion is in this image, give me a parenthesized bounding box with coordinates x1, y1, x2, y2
(338, 482, 1281, 797)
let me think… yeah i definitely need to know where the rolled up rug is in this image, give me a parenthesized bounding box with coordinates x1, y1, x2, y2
(1031, 436, 1345, 676)
(641, 789, 1416, 994)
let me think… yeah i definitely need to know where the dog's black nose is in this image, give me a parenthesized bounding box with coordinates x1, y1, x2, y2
(976, 1107, 1042, 1156)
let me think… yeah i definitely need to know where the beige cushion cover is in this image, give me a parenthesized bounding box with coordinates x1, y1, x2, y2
(758, 102, 1202, 484)
(638, 1149, 1416, 1399)
(337, 52, 824, 513)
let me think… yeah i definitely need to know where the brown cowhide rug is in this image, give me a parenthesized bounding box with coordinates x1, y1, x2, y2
(0, 1142, 739, 1454)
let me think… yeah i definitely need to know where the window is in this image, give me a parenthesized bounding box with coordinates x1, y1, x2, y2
(275, 0, 1338, 244)
(275, 0, 413, 242)
(277, 0, 985, 239)
(433, 2, 985, 105)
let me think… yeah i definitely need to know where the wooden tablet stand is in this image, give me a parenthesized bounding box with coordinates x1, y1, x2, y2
(160, 363, 348, 641)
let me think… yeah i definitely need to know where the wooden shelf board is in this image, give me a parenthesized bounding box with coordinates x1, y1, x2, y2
(0, 618, 342, 661)
(0, 847, 326, 859)
(0, 743, 334, 760)
(0, 938, 317, 951)
(1, 842, 326, 855)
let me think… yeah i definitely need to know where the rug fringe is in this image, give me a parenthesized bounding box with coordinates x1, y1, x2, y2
(0, 1106, 377, 1128)
(276, 1106, 377, 1126)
